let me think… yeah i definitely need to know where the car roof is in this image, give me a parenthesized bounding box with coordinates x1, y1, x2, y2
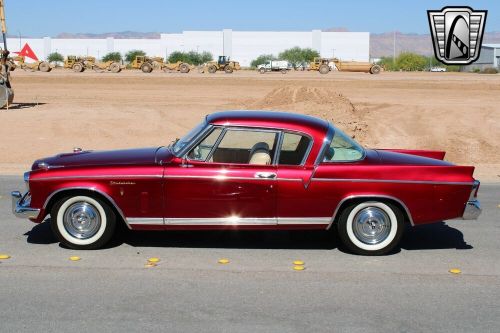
(206, 110, 330, 133)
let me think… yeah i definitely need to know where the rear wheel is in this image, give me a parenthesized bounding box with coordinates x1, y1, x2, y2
(72, 63, 83, 73)
(109, 62, 121, 73)
(179, 63, 190, 73)
(319, 64, 330, 74)
(280, 68, 287, 74)
(224, 66, 233, 74)
(337, 201, 404, 255)
(51, 195, 116, 250)
(370, 64, 381, 74)
(207, 65, 217, 73)
(141, 63, 153, 73)
(39, 62, 51, 72)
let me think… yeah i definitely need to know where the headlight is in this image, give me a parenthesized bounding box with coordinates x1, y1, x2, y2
(23, 171, 30, 191)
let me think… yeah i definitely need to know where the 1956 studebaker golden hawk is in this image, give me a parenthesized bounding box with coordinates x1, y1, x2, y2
(12, 111, 481, 255)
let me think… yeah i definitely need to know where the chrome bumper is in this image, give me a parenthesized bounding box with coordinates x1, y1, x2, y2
(462, 180, 481, 220)
(462, 199, 481, 220)
(11, 191, 40, 219)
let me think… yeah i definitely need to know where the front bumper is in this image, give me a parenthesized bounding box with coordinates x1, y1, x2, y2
(11, 191, 40, 219)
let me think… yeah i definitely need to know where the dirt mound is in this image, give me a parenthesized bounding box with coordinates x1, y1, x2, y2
(240, 85, 367, 140)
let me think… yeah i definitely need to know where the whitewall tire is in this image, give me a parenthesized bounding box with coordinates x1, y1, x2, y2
(337, 201, 404, 255)
(51, 195, 116, 250)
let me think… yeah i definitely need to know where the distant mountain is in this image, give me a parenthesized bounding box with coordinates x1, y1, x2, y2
(55, 31, 161, 39)
(370, 31, 500, 57)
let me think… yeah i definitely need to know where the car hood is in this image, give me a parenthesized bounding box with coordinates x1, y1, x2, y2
(31, 147, 173, 170)
(372, 149, 453, 166)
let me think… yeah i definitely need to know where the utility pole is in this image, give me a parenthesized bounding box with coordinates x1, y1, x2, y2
(393, 30, 396, 64)
(0, 0, 7, 51)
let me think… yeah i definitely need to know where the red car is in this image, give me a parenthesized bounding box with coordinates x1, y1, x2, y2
(12, 111, 481, 255)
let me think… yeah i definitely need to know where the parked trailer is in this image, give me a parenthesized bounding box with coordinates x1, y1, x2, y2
(257, 60, 290, 74)
(310, 57, 381, 74)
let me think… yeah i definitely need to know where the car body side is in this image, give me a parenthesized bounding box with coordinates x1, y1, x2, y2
(19, 111, 477, 230)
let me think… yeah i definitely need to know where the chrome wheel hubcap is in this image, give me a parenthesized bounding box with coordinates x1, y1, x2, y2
(63, 202, 101, 239)
(353, 207, 391, 245)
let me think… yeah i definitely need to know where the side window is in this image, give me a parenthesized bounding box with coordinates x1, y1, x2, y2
(211, 129, 278, 165)
(187, 127, 223, 161)
(278, 132, 311, 165)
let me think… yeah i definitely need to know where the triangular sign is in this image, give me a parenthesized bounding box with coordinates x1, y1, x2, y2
(15, 43, 39, 61)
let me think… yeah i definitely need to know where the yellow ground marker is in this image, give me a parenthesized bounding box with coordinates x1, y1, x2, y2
(293, 260, 304, 266)
(218, 258, 230, 264)
(0, 254, 11, 260)
(145, 263, 157, 268)
(69, 256, 81, 261)
(293, 265, 305, 271)
(449, 268, 462, 274)
(148, 257, 160, 263)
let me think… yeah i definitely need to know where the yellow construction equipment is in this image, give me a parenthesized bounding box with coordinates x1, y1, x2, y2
(12, 55, 52, 72)
(202, 56, 240, 74)
(310, 57, 381, 74)
(130, 56, 191, 73)
(64, 55, 122, 73)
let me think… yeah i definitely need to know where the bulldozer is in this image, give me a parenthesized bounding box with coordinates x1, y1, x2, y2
(310, 57, 381, 74)
(202, 56, 240, 74)
(64, 55, 122, 73)
(130, 56, 191, 73)
(11, 55, 52, 72)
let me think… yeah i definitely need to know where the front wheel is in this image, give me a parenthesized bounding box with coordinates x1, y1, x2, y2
(337, 201, 404, 255)
(51, 195, 116, 250)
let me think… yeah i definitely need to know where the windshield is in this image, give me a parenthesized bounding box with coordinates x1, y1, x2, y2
(323, 125, 365, 162)
(171, 122, 207, 155)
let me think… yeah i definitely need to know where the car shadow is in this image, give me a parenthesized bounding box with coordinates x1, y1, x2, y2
(400, 222, 473, 250)
(25, 220, 472, 252)
(6, 102, 47, 110)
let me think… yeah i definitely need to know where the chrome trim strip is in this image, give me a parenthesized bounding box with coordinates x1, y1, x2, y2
(42, 187, 131, 229)
(167, 217, 277, 225)
(164, 175, 277, 181)
(277, 217, 330, 224)
(128, 217, 164, 225)
(311, 178, 474, 186)
(328, 194, 414, 229)
(34, 174, 162, 181)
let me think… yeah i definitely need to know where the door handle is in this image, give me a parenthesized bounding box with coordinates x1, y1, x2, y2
(254, 172, 277, 179)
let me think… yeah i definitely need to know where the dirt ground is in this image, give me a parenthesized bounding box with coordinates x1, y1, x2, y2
(1, 69, 499, 181)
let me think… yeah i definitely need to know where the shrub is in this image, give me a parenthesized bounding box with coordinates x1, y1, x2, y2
(481, 67, 498, 74)
(395, 52, 427, 71)
(102, 52, 122, 62)
(47, 52, 64, 63)
(278, 47, 319, 65)
(250, 54, 276, 68)
(125, 50, 146, 63)
(168, 51, 213, 65)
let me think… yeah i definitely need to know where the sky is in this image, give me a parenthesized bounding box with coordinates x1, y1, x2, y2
(5, 0, 499, 37)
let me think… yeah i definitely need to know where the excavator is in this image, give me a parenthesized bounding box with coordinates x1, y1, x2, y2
(0, 0, 13, 108)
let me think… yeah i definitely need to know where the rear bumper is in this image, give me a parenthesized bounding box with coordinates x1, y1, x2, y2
(462, 180, 481, 220)
(11, 191, 40, 220)
(462, 199, 481, 220)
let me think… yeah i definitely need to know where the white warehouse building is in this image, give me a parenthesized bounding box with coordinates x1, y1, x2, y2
(7, 29, 370, 67)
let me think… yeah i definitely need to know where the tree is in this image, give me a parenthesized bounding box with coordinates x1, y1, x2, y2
(168, 51, 213, 65)
(278, 47, 319, 65)
(125, 49, 146, 63)
(250, 54, 276, 68)
(102, 52, 122, 62)
(395, 52, 427, 71)
(47, 52, 63, 63)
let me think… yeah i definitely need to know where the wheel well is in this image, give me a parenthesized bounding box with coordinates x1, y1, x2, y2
(44, 189, 127, 227)
(332, 196, 413, 227)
